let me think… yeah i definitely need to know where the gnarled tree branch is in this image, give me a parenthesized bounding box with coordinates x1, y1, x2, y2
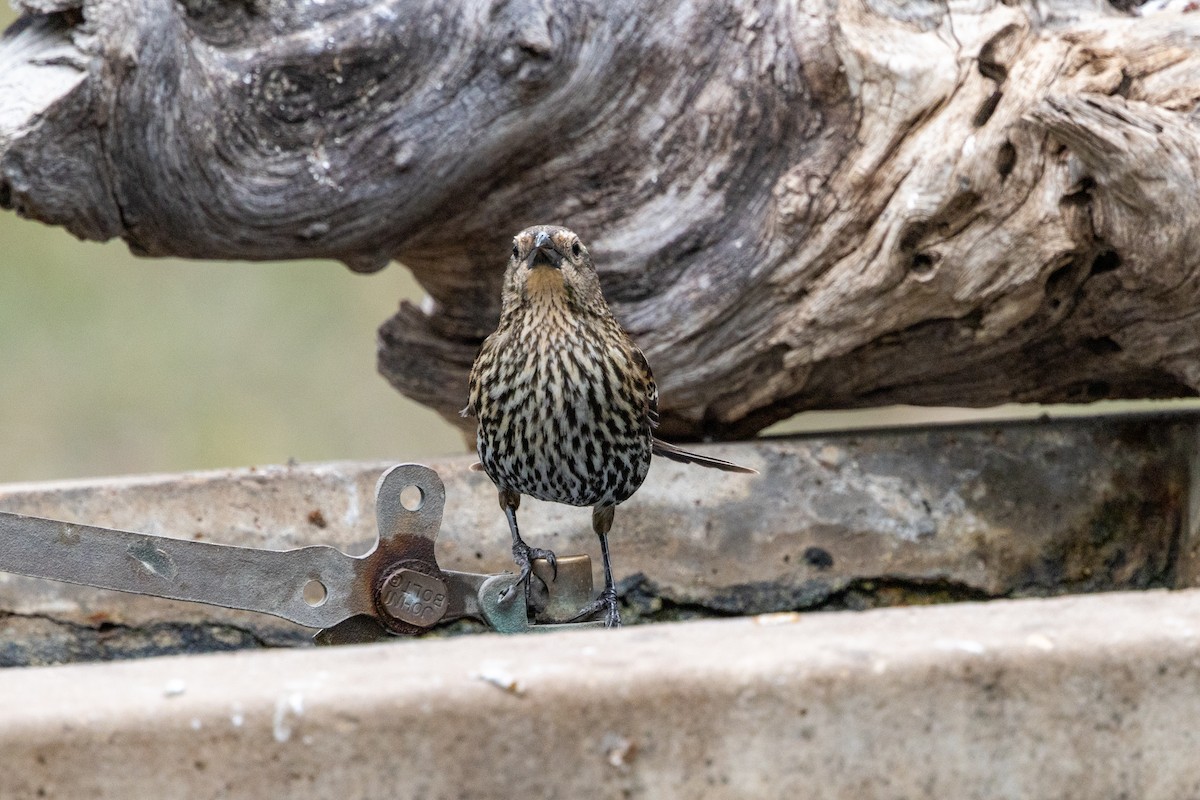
(2, 0, 1198, 437)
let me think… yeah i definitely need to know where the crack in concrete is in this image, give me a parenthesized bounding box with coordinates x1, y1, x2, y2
(618, 573, 999, 624)
(0, 610, 292, 668)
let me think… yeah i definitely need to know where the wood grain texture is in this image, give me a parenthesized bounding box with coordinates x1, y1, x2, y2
(2, 0, 1198, 437)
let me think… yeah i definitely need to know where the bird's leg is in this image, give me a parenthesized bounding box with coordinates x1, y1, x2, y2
(498, 489, 558, 605)
(569, 505, 621, 628)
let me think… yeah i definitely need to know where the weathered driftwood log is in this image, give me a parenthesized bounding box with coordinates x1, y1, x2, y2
(1, 1, 1199, 437)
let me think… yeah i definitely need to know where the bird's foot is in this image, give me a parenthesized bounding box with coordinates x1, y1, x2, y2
(569, 587, 621, 628)
(499, 541, 558, 605)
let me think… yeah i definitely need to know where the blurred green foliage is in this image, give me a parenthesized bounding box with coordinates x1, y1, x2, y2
(0, 212, 463, 483)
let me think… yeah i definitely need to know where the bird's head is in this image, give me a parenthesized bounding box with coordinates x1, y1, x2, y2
(501, 225, 606, 315)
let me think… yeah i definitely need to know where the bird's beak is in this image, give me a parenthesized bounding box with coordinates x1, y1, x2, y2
(527, 231, 563, 269)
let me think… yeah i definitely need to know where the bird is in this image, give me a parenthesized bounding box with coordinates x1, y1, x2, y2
(463, 225, 756, 627)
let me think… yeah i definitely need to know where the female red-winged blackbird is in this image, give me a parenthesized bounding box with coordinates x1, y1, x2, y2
(464, 225, 755, 627)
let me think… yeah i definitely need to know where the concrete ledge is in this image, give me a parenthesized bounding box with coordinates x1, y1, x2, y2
(1, 413, 1196, 663)
(3, 589, 1200, 799)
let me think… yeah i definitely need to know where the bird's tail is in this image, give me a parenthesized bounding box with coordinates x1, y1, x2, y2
(651, 438, 758, 474)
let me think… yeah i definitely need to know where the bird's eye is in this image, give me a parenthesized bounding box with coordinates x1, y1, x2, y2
(512, 244, 520, 258)
(571, 241, 582, 257)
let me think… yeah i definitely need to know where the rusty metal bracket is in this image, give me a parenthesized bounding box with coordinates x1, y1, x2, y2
(0, 464, 599, 641)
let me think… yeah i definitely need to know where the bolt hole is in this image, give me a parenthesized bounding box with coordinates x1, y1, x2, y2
(303, 579, 328, 607)
(400, 484, 425, 511)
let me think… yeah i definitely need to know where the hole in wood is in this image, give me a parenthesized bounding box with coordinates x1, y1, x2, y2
(936, 191, 981, 234)
(996, 140, 1016, 178)
(1044, 256, 1082, 307)
(973, 90, 1003, 127)
(899, 221, 929, 253)
(1061, 176, 1095, 207)
(978, 59, 1007, 82)
(1091, 249, 1121, 275)
(1083, 337, 1122, 355)
(910, 252, 939, 280)
(1111, 69, 1133, 98)
(977, 33, 1010, 83)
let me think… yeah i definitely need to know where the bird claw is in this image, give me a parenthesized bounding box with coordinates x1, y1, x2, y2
(536, 548, 558, 581)
(568, 587, 621, 628)
(499, 541, 558, 605)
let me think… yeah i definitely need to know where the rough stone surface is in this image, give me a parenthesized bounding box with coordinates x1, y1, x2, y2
(3, 589, 1200, 799)
(0, 414, 1194, 665)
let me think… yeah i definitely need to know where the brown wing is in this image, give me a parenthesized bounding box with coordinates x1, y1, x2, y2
(461, 332, 500, 418)
(628, 343, 660, 429)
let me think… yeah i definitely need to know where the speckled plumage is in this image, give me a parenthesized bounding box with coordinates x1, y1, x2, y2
(470, 276, 654, 509)
(465, 225, 754, 627)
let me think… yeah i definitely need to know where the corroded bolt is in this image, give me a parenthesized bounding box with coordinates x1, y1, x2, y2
(377, 567, 449, 628)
